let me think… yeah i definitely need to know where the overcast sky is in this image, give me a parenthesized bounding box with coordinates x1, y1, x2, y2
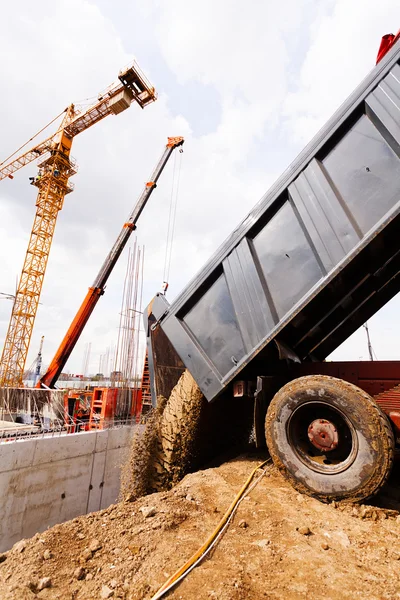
(0, 0, 399, 376)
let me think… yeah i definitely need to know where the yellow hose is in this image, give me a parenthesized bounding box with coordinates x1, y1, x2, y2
(150, 460, 270, 600)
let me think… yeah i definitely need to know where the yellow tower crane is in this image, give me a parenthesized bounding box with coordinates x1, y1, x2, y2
(0, 61, 157, 387)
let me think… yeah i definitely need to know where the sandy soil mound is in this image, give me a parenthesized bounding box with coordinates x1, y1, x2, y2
(1, 455, 400, 600)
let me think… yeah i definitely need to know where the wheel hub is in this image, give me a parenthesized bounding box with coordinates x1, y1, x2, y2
(308, 419, 338, 451)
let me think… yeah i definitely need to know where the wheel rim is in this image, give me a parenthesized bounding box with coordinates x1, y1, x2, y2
(287, 401, 358, 474)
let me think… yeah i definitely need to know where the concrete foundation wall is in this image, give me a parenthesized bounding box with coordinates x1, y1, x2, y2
(0, 426, 137, 552)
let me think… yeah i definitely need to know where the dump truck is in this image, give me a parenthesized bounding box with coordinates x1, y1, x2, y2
(144, 35, 400, 503)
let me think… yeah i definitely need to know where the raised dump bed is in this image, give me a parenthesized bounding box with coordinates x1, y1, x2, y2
(146, 39, 400, 503)
(149, 43, 400, 400)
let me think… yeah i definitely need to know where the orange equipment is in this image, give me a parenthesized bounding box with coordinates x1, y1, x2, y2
(0, 61, 157, 387)
(38, 136, 184, 389)
(131, 388, 143, 423)
(87, 387, 142, 429)
(64, 389, 92, 433)
(88, 388, 118, 430)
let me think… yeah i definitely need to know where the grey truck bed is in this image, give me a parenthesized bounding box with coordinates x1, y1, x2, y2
(147, 41, 400, 403)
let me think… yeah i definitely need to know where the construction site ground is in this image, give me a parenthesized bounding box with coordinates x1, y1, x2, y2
(1, 452, 400, 600)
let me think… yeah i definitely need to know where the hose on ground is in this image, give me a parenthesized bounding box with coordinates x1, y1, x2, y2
(150, 459, 271, 600)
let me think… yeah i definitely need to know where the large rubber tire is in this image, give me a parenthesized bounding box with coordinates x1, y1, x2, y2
(265, 375, 394, 503)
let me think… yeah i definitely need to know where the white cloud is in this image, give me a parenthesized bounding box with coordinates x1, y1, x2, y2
(283, 0, 400, 144)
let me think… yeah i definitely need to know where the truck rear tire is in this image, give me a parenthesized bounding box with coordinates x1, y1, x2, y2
(265, 375, 394, 503)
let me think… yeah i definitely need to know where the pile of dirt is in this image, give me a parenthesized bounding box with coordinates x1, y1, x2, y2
(1, 455, 400, 600)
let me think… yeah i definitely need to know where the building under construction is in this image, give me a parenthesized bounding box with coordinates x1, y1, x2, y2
(0, 57, 185, 435)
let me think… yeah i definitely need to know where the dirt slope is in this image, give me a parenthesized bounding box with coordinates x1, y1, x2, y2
(1, 455, 400, 600)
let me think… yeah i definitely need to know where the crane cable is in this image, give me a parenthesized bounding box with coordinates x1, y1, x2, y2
(162, 148, 183, 289)
(150, 459, 271, 600)
(162, 150, 177, 284)
(0, 109, 67, 167)
(167, 150, 183, 282)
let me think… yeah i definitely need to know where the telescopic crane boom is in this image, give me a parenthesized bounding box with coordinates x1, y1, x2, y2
(38, 136, 184, 389)
(0, 61, 157, 388)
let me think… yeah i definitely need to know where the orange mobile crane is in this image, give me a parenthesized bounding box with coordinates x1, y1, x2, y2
(0, 61, 157, 388)
(38, 136, 184, 389)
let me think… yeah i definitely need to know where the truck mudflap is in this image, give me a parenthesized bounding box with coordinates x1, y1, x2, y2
(253, 376, 286, 448)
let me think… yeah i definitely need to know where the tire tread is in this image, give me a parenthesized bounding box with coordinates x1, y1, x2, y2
(265, 375, 395, 503)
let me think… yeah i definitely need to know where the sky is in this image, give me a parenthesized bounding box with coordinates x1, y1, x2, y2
(0, 0, 399, 376)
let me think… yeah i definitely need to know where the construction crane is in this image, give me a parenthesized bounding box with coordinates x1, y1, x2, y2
(38, 136, 184, 389)
(33, 336, 45, 386)
(23, 335, 45, 386)
(363, 323, 375, 362)
(0, 61, 157, 388)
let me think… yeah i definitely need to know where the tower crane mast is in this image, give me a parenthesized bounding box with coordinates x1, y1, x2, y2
(0, 61, 156, 388)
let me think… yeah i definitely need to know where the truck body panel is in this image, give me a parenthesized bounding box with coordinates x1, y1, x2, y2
(147, 42, 400, 404)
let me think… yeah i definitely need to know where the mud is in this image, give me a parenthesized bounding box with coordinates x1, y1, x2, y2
(120, 399, 167, 501)
(1, 454, 400, 600)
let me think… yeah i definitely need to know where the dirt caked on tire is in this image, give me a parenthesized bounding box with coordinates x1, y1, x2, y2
(151, 369, 205, 491)
(265, 375, 394, 503)
(147, 369, 254, 493)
